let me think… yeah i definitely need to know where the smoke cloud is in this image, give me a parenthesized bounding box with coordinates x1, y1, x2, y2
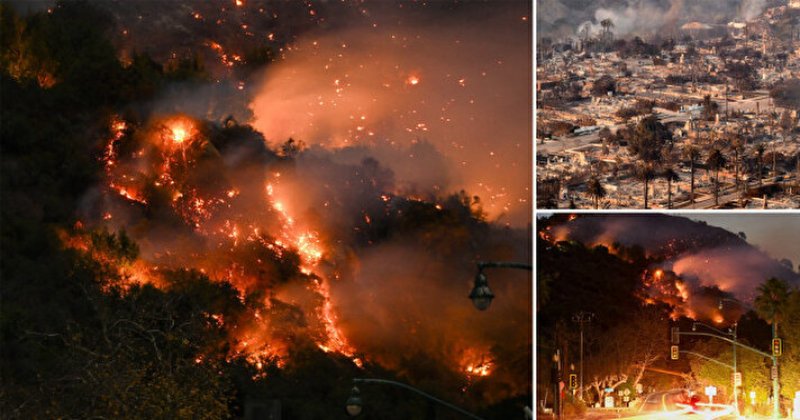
(546, 214, 799, 318)
(538, 0, 773, 40)
(249, 6, 532, 225)
(71, 1, 533, 403)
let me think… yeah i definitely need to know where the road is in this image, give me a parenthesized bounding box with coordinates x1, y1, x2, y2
(673, 175, 797, 209)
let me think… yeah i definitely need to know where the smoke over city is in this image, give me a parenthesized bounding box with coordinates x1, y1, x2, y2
(538, 0, 777, 39)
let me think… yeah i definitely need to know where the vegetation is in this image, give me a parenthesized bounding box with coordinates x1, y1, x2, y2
(591, 75, 617, 98)
(627, 115, 672, 209)
(1, 2, 530, 418)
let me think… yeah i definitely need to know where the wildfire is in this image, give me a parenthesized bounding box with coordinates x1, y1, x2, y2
(58, 226, 161, 291)
(265, 179, 356, 358)
(171, 126, 188, 143)
(163, 116, 196, 146)
(460, 348, 494, 379)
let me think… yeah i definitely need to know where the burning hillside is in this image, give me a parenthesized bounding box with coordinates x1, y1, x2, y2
(2, 1, 530, 416)
(540, 214, 799, 321)
(62, 109, 531, 402)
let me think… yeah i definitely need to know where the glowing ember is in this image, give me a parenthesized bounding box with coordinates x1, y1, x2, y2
(171, 126, 188, 143)
(406, 74, 420, 86)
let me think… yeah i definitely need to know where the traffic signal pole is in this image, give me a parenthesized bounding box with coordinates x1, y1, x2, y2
(677, 330, 780, 419)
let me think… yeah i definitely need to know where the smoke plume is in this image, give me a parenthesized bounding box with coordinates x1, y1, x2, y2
(545, 214, 799, 319)
(249, 6, 532, 225)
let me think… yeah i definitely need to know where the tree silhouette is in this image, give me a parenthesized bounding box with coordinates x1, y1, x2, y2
(754, 277, 791, 337)
(659, 167, 680, 209)
(600, 18, 615, 40)
(628, 115, 671, 208)
(636, 163, 657, 209)
(706, 148, 727, 206)
(755, 143, 766, 185)
(586, 176, 606, 209)
(683, 144, 700, 205)
(729, 135, 744, 191)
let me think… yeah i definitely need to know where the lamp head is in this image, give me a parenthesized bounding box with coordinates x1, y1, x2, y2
(346, 386, 363, 416)
(469, 271, 494, 311)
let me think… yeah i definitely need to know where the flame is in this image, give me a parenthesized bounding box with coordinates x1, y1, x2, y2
(265, 179, 355, 358)
(163, 116, 196, 147)
(171, 127, 188, 143)
(90, 112, 386, 376)
(58, 227, 161, 292)
(460, 348, 494, 379)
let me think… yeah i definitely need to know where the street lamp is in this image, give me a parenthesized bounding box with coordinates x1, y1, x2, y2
(469, 271, 494, 311)
(346, 386, 363, 416)
(469, 261, 532, 311)
(345, 378, 484, 419)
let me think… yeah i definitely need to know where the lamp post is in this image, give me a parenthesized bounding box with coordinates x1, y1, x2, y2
(693, 321, 739, 417)
(346, 378, 484, 419)
(572, 311, 595, 401)
(720, 298, 780, 419)
(469, 261, 532, 311)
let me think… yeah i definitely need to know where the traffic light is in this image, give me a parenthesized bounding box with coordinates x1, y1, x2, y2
(670, 345, 679, 360)
(772, 338, 782, 357)
(569, 374, 578, 389)
(671, 327, 680, 344)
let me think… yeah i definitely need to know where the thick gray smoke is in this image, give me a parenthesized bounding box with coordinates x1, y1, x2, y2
(548, 214, 800, 306)
(538, 0, 774, 40)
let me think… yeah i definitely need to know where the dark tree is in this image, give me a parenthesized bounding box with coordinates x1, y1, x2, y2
(591, 75, 617, 97)
(706, 148, 727, 206)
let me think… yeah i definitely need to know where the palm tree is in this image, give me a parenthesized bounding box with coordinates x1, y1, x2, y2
(636, 163, 656, 209)
(730, 136, 743, 191)
(629, 116, 671, 208)
(754, 277, 791, 338)
(683, 144, 700, 204)
(755, 143, 765, 185)
(586, 176, 606, 209)
(601, 18, 615, 39)
(706, 148, 727, 206)
(660, 167, 680, 209)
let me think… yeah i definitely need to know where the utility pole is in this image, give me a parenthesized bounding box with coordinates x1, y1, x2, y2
(772, 323, 780, 420)
(731, 323, 739, 417)
(572, 312, 595, 402)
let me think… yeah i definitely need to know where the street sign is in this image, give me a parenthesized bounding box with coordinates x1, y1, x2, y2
(772, 338, 782, 357)
(705, 385, 717, 405)
(604, 396, 615, 408)
(569, 374, 577, 389)
(671, 327, 680, 344)
(624, 389, 631, 396)
(670, 345, 679, 360)
(733, 372, 742, 387)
